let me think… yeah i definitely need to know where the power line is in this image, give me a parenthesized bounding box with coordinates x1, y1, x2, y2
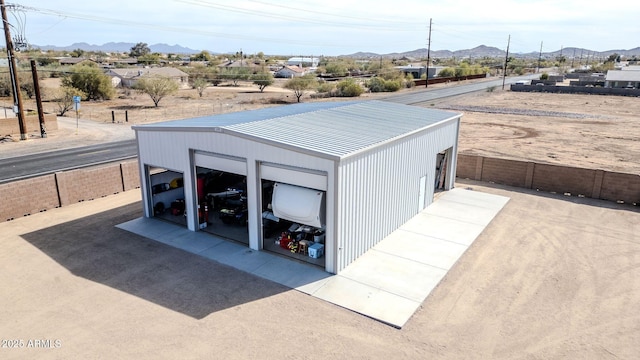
(16, 4, 423, 50)
(174, 0, 424, 32)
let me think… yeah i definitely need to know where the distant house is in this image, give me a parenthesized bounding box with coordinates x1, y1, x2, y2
(218, 60, 261, 72)
(621, 65, 640, 71)
(275, 65, 306, 78)
(395, 65, 431, 79)
(287, 57, 319, 68)
(107, 67, 189, 88)
(58, 57, 97, 66)
(111, 58, 139, 67)
(605, 70, 640, 89)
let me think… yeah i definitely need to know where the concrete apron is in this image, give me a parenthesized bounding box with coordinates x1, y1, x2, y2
(117, 188, 509, 328)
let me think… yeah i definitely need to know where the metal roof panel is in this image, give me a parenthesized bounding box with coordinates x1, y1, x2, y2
(134, 100, 461, 158)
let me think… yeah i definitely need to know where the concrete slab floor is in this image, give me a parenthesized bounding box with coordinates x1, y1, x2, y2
(117, 187, 509, 328)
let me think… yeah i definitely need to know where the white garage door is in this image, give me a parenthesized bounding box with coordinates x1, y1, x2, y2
(195, 152, 247, 175)
(260, 163, 327, 191)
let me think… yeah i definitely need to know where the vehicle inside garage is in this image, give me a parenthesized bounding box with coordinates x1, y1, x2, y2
(196, 167, 248, 244)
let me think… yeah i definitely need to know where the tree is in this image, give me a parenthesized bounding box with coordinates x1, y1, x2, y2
(283, 75, 317, 102)
(62, 62, 115, 100)
(69, 48, 85, 58)
(192, 78, 208, 97)
(138, 53, 161, 66)
(252, 72, 274, 92)
(134, 76, 179, 107)
(324, 61, 349, 77)
(192, 51, 212, 62)
(221, 67, 251, 86)
(606, 53, 620, 63)
(130, 42, 151, 57)
(52, 86, 86, 116)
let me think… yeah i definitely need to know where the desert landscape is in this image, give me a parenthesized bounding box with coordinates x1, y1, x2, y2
(5, 77, 639, 175)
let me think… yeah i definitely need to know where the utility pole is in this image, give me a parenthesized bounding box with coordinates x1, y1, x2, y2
(425, 18, 432, 88)
(502, 34, 510, 90)
(537, 41, 543, 73)
(1, 0, 27, 140)
(571, 49, 576, 68)
(30, 60, 46, 138)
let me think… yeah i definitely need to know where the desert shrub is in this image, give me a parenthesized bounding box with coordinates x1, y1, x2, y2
(438, 67, 455, 77)
(335, 78, 363, 97)
(366, 77, 402, 92)
(316, 82, 335, 93)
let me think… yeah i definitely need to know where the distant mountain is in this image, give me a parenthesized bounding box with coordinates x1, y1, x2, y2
(343, 45, 640, 59)
(34, 42, 201, 54)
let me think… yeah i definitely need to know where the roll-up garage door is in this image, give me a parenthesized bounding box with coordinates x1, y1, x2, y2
(272, 183, 325, 228)
(194, 152, 247, 175)
(260, 163, 327, 191)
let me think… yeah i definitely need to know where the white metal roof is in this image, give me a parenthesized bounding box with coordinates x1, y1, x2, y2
(133, 100, 461, 159)
(605, 70, 640, 82)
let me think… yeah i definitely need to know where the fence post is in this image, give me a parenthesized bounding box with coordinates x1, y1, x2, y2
(474, 156, 484, 181)
(592, 170, 605, 199)
(125, 110, 128, 122)
(111, 111, 115, 123)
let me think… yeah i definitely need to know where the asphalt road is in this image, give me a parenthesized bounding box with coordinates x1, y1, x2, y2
(0, 139, 137, 184)
(381, 75, 535, 105)
(0, 75, 536, 183)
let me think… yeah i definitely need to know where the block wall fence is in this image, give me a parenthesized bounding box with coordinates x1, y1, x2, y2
(1, 155, 638, 223)
(0, 161, 140, 222)
(457, 154, 640, 204)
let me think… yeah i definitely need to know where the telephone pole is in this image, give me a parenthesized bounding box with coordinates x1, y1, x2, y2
(537, 41, 543, 73)
(425, 18, 432, 88)
(30, 60, 46, 138)
(502, 34, 510, 90)
(1, 0, 27, 140)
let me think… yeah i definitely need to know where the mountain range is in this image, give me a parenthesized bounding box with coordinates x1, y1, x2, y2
(34, 42, 640, 59)
(36, 42, 200, 55)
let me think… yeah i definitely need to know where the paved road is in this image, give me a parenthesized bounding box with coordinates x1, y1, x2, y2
(0, 75, 536, 183)
(381, 75, 537, 105)
(0, 139, 137, 184)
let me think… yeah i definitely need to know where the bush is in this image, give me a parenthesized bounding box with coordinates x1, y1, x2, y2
(316, 82, 335, 93)
(438, 67, 455, 77)
(336, 79, 363, 97)
(366, 77, 401, 92)
(540, 72, 549, 80)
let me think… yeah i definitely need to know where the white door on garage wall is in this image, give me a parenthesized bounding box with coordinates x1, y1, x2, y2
(418, 175, 427, 212)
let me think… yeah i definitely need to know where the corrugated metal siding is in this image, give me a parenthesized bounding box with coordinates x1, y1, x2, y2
(335, 120, 460, 272)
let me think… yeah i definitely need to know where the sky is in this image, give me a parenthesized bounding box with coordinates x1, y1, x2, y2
(7, 0, 640, 56)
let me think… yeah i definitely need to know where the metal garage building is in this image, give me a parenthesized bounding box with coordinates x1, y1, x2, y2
(133, 100, 461, 274)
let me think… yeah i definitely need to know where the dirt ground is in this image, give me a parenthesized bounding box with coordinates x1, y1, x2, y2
(0, 181, 638, 359)
(433, 90, 640, 174)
